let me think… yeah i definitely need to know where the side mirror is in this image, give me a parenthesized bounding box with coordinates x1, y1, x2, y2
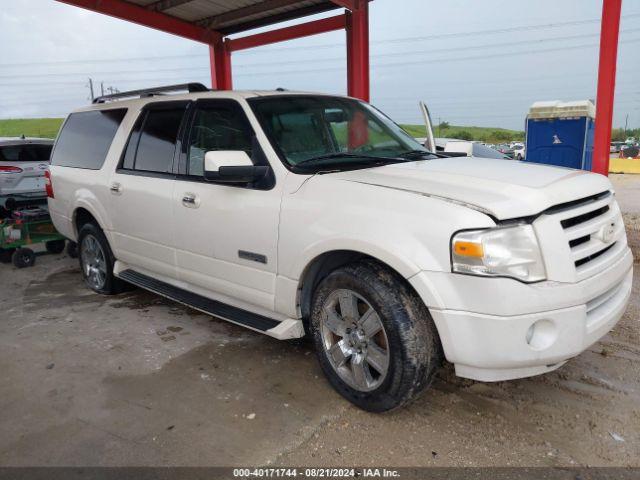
(203, 150, 269, 184)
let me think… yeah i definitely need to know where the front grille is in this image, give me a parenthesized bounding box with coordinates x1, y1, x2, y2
(552, 191, 625, 278)
(561, 205, 609, 229)
(568, 235, 590, 248)
(575, 243, 615, 267)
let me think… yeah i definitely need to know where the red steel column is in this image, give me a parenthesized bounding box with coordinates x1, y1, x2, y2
(210, 38, 232, 90)
(593, 0, 622, 176)
(346, 0, 369, 101)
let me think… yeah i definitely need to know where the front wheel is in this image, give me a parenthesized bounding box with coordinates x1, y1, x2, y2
(310, 260, 442, 412)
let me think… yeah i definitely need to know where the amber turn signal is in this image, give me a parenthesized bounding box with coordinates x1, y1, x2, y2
(453, 241, 484, 258)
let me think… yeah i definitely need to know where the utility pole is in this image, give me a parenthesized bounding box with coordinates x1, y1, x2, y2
(100, 82, 105, 96)
(87, 78, 95, 101)
(624, 113, 629, 136)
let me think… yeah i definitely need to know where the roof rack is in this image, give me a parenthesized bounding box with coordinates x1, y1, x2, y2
(93, 82, 210, 104)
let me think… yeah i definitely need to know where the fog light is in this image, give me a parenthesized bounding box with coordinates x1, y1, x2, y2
(525, 319, 557, 350)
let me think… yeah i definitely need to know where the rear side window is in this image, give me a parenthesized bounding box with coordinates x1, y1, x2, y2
(120, 107, 185, 174)
(51, 109, 127, 169)
(0, 144, 52, 162)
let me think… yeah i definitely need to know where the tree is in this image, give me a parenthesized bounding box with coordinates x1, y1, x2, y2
(438, 121, 450, 130)
(491, 130, 512, 141)
(453, 130, 473, 141)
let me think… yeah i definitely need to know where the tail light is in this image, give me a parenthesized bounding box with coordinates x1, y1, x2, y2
(0, 165, 23, 174)
(45, 170, 54, 198)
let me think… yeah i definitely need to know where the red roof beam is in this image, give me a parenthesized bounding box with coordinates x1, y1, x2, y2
(54, 0, 221, 45)
(330, 0, 358, 11)
(227, 14, 346, 52)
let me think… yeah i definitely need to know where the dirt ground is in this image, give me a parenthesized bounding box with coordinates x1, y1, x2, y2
(0, 175, 638, 468)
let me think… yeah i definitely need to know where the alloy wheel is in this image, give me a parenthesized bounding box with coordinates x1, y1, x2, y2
(320, 289, 390, 392)
(81, 234, 107, 290)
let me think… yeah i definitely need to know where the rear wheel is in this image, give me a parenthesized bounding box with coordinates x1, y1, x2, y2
(310, 260, 442, 412)
(45, 239, 66, 254)
(78, 223, 124, 295)
(12, 248, 36, 268)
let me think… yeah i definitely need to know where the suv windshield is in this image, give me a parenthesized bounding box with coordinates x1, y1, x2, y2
(248, 95, 432, 171)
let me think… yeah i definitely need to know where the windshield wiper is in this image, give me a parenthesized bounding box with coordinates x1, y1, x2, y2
(397, 149, 436, 159)
(292, 152, 404, 172)
(295, 152, 396, 167)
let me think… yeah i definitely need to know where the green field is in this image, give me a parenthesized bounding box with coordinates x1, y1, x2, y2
(0, 118, 64, 139)
(0, 117, 524, 144)
(400, 124, 524, 143)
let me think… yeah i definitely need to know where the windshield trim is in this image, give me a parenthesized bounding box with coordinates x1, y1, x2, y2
(247, 94, 430, 174)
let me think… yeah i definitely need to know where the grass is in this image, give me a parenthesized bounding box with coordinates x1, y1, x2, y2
(0, 118, 64, 139)
(0, 117, 524, 144)
(400, 124, 524, 144)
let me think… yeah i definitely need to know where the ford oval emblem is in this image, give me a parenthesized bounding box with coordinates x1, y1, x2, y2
(598, 222, 616, 243)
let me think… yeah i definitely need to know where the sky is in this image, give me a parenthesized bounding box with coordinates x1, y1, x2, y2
(1, 0, 639, 131)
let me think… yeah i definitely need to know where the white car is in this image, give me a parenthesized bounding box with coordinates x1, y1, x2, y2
(48, 84, 633, 411)
(0, 137, 53, 213)
(434, 138, 512, 159)
(512, 143, 526, 160)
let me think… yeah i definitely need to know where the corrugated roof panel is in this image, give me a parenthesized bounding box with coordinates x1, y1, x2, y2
(127, 0, 158, 6)
(166, 0, 261, 23)
(204, 0, 326, 29)
(119, 0, 340, 34)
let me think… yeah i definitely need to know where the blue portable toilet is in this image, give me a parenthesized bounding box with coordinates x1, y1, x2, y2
(524, 100, 595, 170)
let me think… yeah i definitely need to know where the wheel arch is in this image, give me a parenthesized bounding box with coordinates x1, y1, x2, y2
(297, 249, 432, 333)
(73, 206, 102, 238)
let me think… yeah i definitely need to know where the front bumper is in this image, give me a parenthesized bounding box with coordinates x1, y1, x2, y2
(410, 247, 634, 381)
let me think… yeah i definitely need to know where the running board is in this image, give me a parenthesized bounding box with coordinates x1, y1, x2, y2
(118, 269, 282, 333)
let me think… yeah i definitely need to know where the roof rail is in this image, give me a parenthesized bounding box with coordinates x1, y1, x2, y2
(93, 82, 210, 104)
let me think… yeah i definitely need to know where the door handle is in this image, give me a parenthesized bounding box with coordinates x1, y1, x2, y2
(110, 182, 122, 194)
(182, 193, 198, 207)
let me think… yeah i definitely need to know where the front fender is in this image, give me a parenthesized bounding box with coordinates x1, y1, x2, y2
(278, 175, 495, 284)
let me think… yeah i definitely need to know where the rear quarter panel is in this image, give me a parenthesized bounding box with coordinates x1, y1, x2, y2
(48, 107, 140, 243)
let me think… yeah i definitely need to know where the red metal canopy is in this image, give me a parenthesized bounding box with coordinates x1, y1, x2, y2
(55, 0, 370, 101)
(54, 0, 621, 175)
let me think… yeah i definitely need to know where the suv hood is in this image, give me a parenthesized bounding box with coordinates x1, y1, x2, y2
(331, 157, 611, 220)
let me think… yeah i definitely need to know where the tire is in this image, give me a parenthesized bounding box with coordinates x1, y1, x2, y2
(12, 248, 36, 268)
(310, 260, 443, 412)
(66, 241, 78, 259)
(45, 239, 66, 254)
(77, 222, 125, 295)
(0, 248, 15, 264)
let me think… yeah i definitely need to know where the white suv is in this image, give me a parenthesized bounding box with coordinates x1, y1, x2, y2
(48, 84, 633, 411)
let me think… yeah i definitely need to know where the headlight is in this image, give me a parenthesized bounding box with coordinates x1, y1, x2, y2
(451, 224, 546, 282)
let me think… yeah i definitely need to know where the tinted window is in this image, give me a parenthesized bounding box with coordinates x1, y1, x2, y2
(186, 103, 253, 176)
(133, 109, 184, 173)
(51, 109, 127, 169)
(0, 144, 52, 162)
(121, 118, 143, 170)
